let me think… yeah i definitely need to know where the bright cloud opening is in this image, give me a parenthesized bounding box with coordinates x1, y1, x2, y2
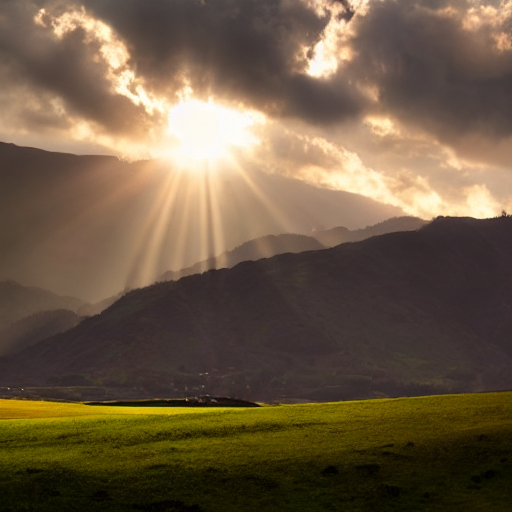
(166, 100, 264, 161)
(304, 0, 356, 78)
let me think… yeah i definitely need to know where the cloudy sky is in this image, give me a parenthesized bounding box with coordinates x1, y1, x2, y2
(1, 0, 512, 219)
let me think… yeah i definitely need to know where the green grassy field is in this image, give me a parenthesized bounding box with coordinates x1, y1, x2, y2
(1, 392, 511, 511)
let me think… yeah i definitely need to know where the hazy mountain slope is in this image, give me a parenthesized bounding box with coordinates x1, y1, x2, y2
(0, 141, 402, 301)
(0, 281, 86, 332)
(311, 216, 428, 247)
(0, 309, 82, 356)
(1, 217, 511, 401)
(161, 233, 325, 281)
(160, 217, 427, 282)
(77, 292, 124, 317)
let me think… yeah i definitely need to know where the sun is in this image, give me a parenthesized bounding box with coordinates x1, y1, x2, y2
(166, 99, 262, 161)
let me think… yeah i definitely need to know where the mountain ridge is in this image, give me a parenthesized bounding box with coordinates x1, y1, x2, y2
(0, 217, 426, 356)
(0, 309, 83, 356)
(160, 216, 427, 282)
(1, 216, 510, 401)
(0, 280, 86, 332)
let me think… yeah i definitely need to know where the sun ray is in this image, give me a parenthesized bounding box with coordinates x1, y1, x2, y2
(169, 173, 199, 273)
(228, 162, 298, 239)
(123, 167, 182, 289)
(134, 170, 187, 286)
(205, 165, 228, 270)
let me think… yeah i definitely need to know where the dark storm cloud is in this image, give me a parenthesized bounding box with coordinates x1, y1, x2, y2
(81, 0, 365, 123)
(0, 1, 155, 136)
(349, 0, 512, 143)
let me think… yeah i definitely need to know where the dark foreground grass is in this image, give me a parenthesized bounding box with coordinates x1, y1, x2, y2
(0, 392, 511, 511)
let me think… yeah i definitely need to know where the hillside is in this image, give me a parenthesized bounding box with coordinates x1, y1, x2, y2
(160, 217, 426, 282)
(1, 216, 511, 401)
(0, 141, 402, 301)
(76, 292, 124, 317)
(161, 233, 325, 281)
(0, 281, 86, 332)
(0, 309, 83, 356)
(311, 216, 428, 247)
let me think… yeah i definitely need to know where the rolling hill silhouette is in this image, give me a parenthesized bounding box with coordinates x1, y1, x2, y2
(0, 309, 83, 356)
(0, 215, 424, 357)
(160, 233, 325, 281)
(160, 217, 427, 282)
(311, 216, 428, 247)
(1, 216, 510, 401)
(0, 281, 85, 332)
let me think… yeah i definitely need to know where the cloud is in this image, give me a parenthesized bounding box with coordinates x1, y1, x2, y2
(348, 0, 512, 153)
(251, 118, 511, 219)
(0, 2, 163, 141)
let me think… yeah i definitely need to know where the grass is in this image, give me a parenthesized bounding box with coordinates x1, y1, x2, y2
(0, 392, 511, 511)
(0, 399, 232, 419)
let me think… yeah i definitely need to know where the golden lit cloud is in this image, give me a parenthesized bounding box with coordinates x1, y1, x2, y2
(462, 1, 512, 51)
(364, 116, 400, 137)
(34, 7, 165, 117)
(304, 0, 355, 78)
(269, 129, 507, 220)
(30, 7, 268, 165)
(464, 184, 502, 218)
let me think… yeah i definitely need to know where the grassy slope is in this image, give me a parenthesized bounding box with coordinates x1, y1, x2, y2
(0, 400, 227, 419)
(0, 281, 85, 333)
(0, 392, 511, 511)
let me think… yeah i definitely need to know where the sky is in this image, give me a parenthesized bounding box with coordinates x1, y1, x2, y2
(1, 0, 512, 220)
